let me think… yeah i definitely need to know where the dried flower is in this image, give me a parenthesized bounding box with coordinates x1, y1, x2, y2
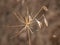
(4, 6, 48, 45)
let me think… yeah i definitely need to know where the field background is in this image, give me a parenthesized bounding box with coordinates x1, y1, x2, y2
(0, 0, 60, 45)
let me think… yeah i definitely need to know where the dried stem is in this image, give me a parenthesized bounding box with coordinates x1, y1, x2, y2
(11, 27, 26, 39)
(13, 12, 25, 23)
(27, 28, 31, 45)
(33, 6, 48, 20)
(16, 11, 25, 22)
(3, 25, 24, 28)
(28, 27, 33, 34)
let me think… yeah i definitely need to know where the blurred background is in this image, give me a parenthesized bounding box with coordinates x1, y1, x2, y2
(0, 0, 60, 45)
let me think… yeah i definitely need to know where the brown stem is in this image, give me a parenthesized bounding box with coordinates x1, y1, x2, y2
(3, 25, 24, 28)
(13, 12, 25, 23)
(27, 29, 31, 45)
(11, 27, 26, 39)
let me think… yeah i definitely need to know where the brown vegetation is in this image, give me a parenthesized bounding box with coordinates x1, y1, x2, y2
(0, 0, 60, 45)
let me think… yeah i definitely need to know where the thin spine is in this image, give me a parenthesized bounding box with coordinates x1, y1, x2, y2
(4, 25, 24, 28)
(13, 12, 25, 24)
(11, 27, 26, 39)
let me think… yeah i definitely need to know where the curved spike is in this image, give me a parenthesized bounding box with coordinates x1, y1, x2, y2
(32, 6, 48, 20)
